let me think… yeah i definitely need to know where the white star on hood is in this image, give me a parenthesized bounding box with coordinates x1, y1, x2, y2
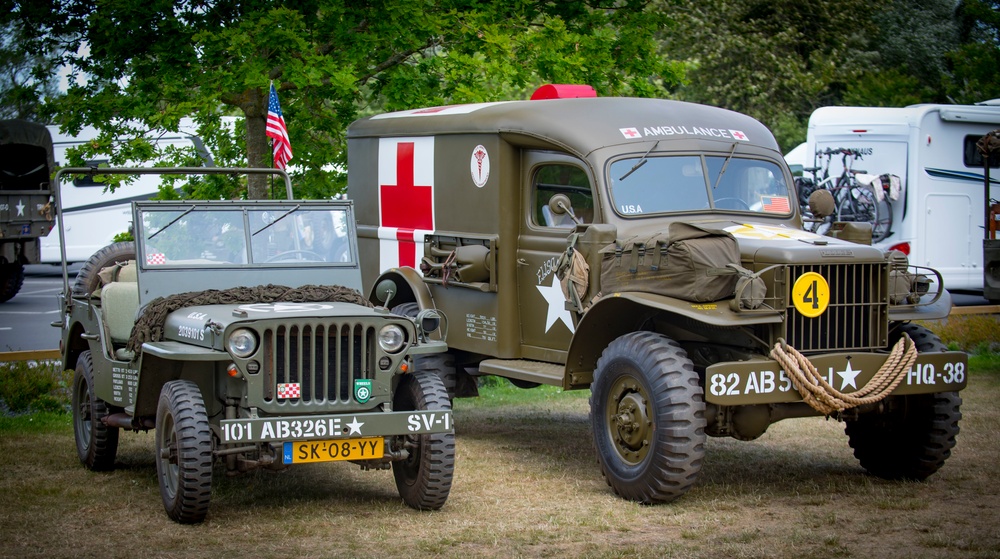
(536, 275, 575, 334)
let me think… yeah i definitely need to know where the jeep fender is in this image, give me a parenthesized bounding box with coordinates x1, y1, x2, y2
(368, 267, 436, 311)
(564, 292, 782, 389)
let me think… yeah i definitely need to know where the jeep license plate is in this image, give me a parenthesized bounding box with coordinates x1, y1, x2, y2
(282, 437, 384, 464)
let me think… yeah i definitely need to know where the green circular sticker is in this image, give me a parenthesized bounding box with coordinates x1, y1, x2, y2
(792, 272, 830, 318)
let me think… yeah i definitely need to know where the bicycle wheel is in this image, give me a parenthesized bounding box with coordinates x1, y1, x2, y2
(838, 186, 879, 227)
(872, 197, 893, 243)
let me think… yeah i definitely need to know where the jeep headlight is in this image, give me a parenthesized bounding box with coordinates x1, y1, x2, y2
(227, 328, 258, 358)
(378, 324, 406, 353)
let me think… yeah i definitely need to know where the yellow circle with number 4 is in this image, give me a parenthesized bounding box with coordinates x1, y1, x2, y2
(792, 272, 830, 317)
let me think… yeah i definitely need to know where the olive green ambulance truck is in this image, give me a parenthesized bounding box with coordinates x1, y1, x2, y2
(347, 86, 966, 504)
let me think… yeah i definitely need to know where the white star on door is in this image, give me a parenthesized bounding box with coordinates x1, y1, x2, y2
(836, 361, 862, 390)
(536, 275, 575, 333)
(15, 199, 25, 217)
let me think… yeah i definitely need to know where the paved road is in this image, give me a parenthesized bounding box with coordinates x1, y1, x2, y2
(0, 264, 80, 352)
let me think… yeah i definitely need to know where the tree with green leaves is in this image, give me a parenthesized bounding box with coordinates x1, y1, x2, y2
(0, 20, 60, 121)
(7, 0, 681, 199)
(661, 0, 998, 152)
(946, 0, 1000, 104)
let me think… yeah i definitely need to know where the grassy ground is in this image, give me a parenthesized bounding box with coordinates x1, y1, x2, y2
(1, 363, 998, 559)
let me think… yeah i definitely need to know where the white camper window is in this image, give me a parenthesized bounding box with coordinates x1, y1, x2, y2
(963, 135, 999, 169)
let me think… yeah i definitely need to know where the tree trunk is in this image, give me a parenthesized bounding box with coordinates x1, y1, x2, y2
(237, 87, 270, 200)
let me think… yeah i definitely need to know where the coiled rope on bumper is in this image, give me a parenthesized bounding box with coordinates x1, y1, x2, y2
(769, 333, 919, 416)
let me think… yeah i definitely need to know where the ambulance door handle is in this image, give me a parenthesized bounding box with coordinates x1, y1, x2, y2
(517, 258, 528, 266)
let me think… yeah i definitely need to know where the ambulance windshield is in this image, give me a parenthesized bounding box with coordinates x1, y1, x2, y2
(608, 155, 791, 216)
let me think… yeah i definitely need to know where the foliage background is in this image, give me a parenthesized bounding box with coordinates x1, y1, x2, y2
(1, 0, 998, 199)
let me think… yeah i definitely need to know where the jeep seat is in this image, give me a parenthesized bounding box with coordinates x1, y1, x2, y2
(99, 260, 140, 360)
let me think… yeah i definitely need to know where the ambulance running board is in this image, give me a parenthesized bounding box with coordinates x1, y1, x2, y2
(477, 359, 565, 387)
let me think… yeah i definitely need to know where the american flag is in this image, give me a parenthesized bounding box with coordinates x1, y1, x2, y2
(762, 195, 790, 213)
(266, 83, 293, 169)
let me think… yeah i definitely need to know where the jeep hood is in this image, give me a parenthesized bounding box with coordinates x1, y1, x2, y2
(158, 301, 392, 352)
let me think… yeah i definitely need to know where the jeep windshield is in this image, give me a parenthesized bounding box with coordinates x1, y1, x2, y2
(139, 204, 354, 267)
(608, 155, 792, 217)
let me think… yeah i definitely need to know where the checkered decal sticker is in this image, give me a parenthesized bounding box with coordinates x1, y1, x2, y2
(277, 383, 301, 399)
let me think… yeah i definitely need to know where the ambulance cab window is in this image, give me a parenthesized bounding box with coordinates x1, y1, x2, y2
(532, 164, 594, 227)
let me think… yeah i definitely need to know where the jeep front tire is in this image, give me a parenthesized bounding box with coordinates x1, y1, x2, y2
(155, 380, 213, 523)
(391, 369, 455, 510)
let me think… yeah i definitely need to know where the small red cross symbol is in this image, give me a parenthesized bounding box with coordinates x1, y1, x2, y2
(380, 142, 433, 268)
(620, 127, 640, 138)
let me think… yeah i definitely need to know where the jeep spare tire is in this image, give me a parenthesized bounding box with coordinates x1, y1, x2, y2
(72, 241, 136, 297)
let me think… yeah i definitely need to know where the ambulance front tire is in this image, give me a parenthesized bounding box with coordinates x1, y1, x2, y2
(844, 323, 962, 481)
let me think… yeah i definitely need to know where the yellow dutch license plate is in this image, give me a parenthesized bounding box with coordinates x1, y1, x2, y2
(282, 437, 384, 464)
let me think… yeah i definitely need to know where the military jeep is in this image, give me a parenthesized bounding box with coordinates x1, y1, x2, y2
(346, 87, 967, 504)
(57, 168, 454, 523)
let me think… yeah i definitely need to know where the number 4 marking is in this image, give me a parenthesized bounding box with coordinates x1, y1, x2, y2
(803, 280, 819, 309)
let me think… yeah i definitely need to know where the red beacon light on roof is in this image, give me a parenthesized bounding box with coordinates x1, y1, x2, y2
(530, 84, 597, 100)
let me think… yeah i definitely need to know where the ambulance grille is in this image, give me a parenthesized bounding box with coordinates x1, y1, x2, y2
(261, 322, 375, 404)
(784, 263, 888, 352)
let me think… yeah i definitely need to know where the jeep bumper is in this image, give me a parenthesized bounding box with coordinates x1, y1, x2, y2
(219, 409, 453, 444)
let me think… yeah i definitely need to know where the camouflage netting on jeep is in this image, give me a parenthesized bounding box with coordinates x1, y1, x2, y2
(125, 284, 373, 354)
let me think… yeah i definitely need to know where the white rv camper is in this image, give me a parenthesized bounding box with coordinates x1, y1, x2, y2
(41, 122, 214, 263)
(806, 103, 1000, 291)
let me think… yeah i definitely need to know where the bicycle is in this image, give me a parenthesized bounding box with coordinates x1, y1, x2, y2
(796, 148, 891, 242)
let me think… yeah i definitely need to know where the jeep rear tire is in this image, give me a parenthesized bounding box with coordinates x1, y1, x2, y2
(72, 241, 136, 297)
(72, 350, 119, 470)
(590, 332, 706, 503)
(391, 369, 455, 510)
(155, 380, 213, 524)
(844, 323, 962, 480)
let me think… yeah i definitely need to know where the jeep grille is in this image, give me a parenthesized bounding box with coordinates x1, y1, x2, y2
(260, 322, 375, 404)
(784, 263, 888, 352)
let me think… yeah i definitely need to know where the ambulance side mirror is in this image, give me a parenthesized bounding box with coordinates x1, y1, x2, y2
(548, 193, 581, 225)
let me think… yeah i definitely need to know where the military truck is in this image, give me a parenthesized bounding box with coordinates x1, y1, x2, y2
(346, 86, 967, 504)
(0, 119, 56, 302)
(57, 167, 454, 523)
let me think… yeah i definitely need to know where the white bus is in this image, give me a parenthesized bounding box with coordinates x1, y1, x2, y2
(41, 121, 214, 263)
(805, 103, 1000, 291)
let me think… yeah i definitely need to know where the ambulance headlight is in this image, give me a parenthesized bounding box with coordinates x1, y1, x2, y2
(378, 324, 406, 353)
(227, 328, 258, 358)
